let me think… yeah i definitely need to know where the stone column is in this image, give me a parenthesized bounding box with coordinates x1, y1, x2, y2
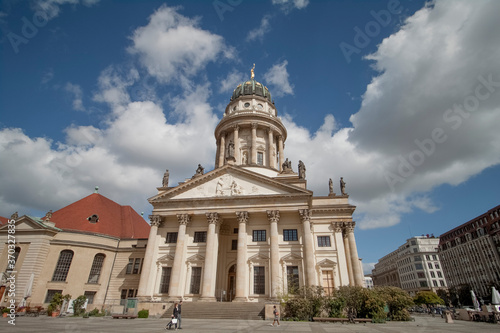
(299, 209, 317, 286)
(267, 128, 274, 169)
(234, 211, 249, 301)
(251, 123, 257, 164)
(138, 215, 161, 298)
(267, 210, 280, 299)
(332, 222, 349, 286)
(168, 214, 190, 299)
(233, 125, 240, 165)
(346, 222, 364, 286)
(278, 135, 284, 172)
(343, 230, 354, 286)
(200, 212, 220, 301)
(218, 132, 226, 168)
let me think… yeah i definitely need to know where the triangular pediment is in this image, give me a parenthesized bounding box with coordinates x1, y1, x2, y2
(0, 216, 60, 232)
(149, 165, 311, 202)
(317, 258, 337, 267)
(281, 252, 302, 262)
(248, 253, 269, 261)
(157, 254, 175, 262)
(186, 254, 205, 262)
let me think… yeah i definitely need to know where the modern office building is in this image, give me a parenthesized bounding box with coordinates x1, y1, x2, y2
(372, 236, 447, 296)
(438, 204, 500, 298)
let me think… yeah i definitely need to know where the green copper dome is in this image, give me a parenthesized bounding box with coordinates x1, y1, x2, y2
(230, 79, 273, 103)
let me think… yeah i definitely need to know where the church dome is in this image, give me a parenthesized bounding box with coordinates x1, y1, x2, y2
(231, 79, 273, 103)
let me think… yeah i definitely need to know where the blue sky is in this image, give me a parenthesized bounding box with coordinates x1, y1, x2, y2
(1, 0, 499, 274)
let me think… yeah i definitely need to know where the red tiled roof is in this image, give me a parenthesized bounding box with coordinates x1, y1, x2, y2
(0, 216, 8, 225)
(46, 193, 150, 239)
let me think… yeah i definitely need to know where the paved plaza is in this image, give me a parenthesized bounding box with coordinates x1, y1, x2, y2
(2, 315, 500, 333)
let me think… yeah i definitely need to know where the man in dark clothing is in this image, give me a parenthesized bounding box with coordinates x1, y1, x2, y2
(177, 301, 182, 329)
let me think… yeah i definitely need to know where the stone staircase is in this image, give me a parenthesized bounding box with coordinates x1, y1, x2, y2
(161, 302, 265, 320)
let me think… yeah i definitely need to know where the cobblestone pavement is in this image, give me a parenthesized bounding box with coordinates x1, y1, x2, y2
(2, 315, 500, 333)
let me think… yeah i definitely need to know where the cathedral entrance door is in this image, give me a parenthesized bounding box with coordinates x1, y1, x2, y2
(227, 264, 236, 301)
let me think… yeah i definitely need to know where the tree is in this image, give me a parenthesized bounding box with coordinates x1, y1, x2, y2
(72, 295, 87, 316)
(377, 286, 414, 321)
(414, 291, 445, 307)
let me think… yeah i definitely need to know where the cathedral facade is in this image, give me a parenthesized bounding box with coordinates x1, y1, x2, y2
(137, 71, 364, 309)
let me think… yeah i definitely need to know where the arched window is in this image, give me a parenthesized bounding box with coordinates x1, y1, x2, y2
(52, 250, 74, 282)
(87, 253, 105, 284)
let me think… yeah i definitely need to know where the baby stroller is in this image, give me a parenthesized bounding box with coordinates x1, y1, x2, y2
(166, 314, 178, 330)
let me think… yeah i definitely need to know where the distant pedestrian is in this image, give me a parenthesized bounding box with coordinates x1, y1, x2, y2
(172, 303, 179, 330)
(271, 305, 280, 327)
(178, 300, 183, 329)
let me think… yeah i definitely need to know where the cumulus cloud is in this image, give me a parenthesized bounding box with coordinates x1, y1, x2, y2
(272, 0, 309, 12)
(264, 60, 294, 97)
(362, 262, 376, 276)
(246, 14, 272, 42)
(128, 5, 234, 85)
(219, 70, 246, 93)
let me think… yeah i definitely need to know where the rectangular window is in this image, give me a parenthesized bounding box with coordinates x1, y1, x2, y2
(190, 267, 202, 294)
(84, 291, 96, 304)
(128, 289, 135, 298)
(233, 228, 238, 234)
(437, 271, 443, 278)
(254, 266, 265, 294)
(194, 231, 207, 243)
(419, 281, 428, 287)
(432, 255, 437, 260)
(257, 152, 263, 165)
(253, 230, 266, 242)
(428, 263, 433, 269)
(120, 289, 127, 300)
(231, 239, 238, 251)
(126, 259, 134, 274)
(435, 263, 440, 269)
(284, 229, 298, 241)
(44, 289, 63, 303)
(425, 255, 430, 260)
(414, 256, 421, 261)
(166, 232, 178, 243)
(432, 280, 438, 287)
(133, 258, 142, 274)
(160, 267, 172, 294)
(417, 272, 425, 278)
(439, 280, 445, 287)
(287, 266, 299, 293)
(317, 236, 331, 247)
(430, 271, 435, 278)
(415, 263, 423, 270)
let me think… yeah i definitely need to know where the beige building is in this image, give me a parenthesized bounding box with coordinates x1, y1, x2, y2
(438, 204, 500, 299)
(372, 236, 447, 296)
(0, 191, 150, 311)
(137, 71, 364, 312)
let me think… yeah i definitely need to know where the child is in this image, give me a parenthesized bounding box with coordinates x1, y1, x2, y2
(272, 305, 280, 327)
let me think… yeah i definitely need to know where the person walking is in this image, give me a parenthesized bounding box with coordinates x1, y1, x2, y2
(177, 300, 182, 329)
(172, 303, 179, 330)
(271, 305, 280, 327)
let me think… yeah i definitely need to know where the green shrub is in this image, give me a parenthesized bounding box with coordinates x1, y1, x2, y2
(138, 309, 149, 318)
(88, 308, 100, 316)
(73, 295, 87, 316)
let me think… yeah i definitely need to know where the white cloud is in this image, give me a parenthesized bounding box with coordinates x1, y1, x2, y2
(33, 0, 100, 20)
(264, 60, 294, 97)
(219, 70, 246, 93)
(246, 14, 272, 42)
(128, 5, 234, 85)
(64, 82, 84, 111)
(272, 0, 309, 12)
(362, 262, 376, 275)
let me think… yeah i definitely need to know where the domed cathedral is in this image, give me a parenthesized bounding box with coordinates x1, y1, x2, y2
(214, 65, 287, 172)
(138, 66, 364, 314)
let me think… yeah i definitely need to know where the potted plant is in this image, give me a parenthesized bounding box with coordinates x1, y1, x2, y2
(48, 293, 71, 317)
(2, 307, 9, 317)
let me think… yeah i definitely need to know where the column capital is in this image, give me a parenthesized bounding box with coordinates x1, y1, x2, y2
(343, 221, 356, 233)
(176, 213, 191, 225)
(149, 215, 162, 227)
(266, 210, 280, 223)
(299, 209, 311, 223)
(252, 122, 258, 129)
(206, 212, 222, 225)
(236, 211, 249, 224)
(233, 124, 240, 131)
(331, 221, 344, 233)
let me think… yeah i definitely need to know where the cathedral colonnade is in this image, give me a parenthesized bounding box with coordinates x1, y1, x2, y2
(137, 211, 363, 302)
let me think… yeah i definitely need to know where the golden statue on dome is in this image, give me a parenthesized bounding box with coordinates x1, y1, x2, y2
(251, 63, 255, 79)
